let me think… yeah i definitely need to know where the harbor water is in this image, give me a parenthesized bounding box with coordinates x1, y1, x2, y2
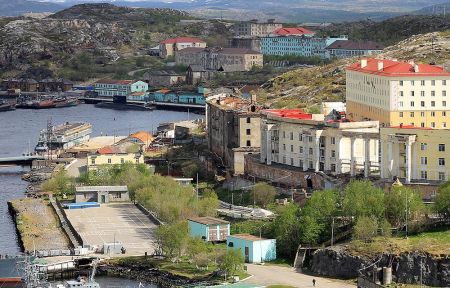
(0, 104, 203, 256)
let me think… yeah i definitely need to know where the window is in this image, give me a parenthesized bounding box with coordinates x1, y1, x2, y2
(439, 172, 446, 181)
(246, 140, 251, 146)
(399, 101, 404, 107)
(443, 122, 447, 128)
(431, 122, 436, 128)
(308, 136, 313, 142)
(290, 145, 294, 152)
(282, 156, 286, 164)
(439, 158, 446, 166)
(399, 80, 403, 86)
(443, 111, 447, 117)
(421, 80, 425, 86)
(283, 144, 286, 151)
(420, 91, 425, 97)
(410, 91, 415, 97)
(299, 160, 303, 167)
(439, 144, 446, 151)
(443, 80, 447, 86)
(431, 101, 436, 107)
(410, 80, 415, 86)
(443, 101, 447, 107)
(246, 129, 251, 135)
(331, 137, 336, 145)
(291, 158, 294, 165)
(421, 112, 425, 117)
(410, 112, 414, 117)
(410, 101, 415, 107)
(421, 143, 427, 151)
(431, 80, 436, 86)
(120, 158, 124, 164)
(400, 91, 404, 97)
(399, 112, 403, 117)
(420, 171, 428, 180)
(431, 111, 436, 117)
(299, 133, 303, 141)
(421, 157, 428, 165)
(299, 146, 304, 154)
(246, 117, 251, 123)
(421, 122, 425, 127)
(91, 158, 95, 165)
(420, 101, 425, 107)
(443, 91, 447, 97)
(283, 131, 286, 138)
(431, 91, 435, 97)
(331, 150, 336, 157)
(309, 161, 313, 169)
(108, 158, 112, 164)
(331, 164, 336, 172)
(309, 148, 313, 155)
(290, 132, 293, 140)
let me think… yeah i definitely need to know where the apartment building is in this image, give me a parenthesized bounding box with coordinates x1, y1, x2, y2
(234, 20, 282, 37)
(175, 47, 263, 72)
(159, 36, 206, 58)
(346, 58, 450, 128)
(206, 95, 262, 175)
(326, 40, 384, 58)
(94, 80, 148, 97)
(259, 109, 379, 177)
(380, 126, 450, 183)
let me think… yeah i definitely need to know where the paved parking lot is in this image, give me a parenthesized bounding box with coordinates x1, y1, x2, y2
(65, 203, 157, 255)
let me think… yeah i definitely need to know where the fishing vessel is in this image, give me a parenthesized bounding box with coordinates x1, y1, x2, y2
(53, 97, 79, 108)
(35, 122, 92, 152)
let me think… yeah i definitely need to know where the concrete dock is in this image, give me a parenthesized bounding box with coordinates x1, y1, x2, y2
(65, 203, 157, 255)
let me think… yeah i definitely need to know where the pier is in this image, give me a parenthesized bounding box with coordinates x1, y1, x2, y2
(79, 97, 205, 111)
(0, 156, 46, 167)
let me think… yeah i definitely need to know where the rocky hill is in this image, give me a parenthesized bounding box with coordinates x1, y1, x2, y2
(259, 30, 450, 110)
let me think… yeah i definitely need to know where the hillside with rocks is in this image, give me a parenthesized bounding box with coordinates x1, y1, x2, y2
(259, 30, 450, 110)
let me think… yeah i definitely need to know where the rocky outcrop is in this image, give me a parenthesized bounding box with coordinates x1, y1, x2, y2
(309, 246, 450, 286)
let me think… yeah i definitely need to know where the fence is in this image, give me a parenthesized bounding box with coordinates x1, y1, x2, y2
(49, 197, 84, 248)
(135, 203, 165, 225)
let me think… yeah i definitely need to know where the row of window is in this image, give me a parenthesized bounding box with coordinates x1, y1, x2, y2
(398, 100, 447, 107)
(280, 144, 336, 157)
(399, 111, 447, 117)
(420, 157, 446, 166)
(399, 80, 447, 86)
(399, 90, 447, 97)
(420, 143, 446, 151)
(420, 171, 447, 181)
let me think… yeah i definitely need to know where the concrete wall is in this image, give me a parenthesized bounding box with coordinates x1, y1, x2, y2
(227, 236, 276, 263)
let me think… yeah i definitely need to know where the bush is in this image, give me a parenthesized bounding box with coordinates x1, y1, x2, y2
(435, 181, 450, 219)
(250, 182, 276, 208)
(353, 216, 378, 242)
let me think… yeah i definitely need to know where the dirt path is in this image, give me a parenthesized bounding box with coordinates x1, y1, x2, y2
(244, 264, 354, 288)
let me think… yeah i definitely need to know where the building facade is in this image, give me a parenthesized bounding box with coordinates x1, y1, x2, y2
(380, 126, 450, 183)
(234, 20, 282, 37)
(175, 48, 263, 72)
(259, 109, 379, 177)
(188, 217, 230, 242)
(326, 40, 384, 58)
(159, 37, 207, 59)
(206, 95, 262, 175)
(94, 80, 148, 98)
(260, 36, 347, 58)
(230, 37, 261, 53)
(75, 186, 129, 203)
(227, 234, 276, 263)
(143, 70, 186, 87)
(346, 58, 450, 127)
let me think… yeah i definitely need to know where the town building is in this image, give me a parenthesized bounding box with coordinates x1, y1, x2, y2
(227, 234, 276, 263)
(150, 89, 206, 105)
(38, 78, 73, 92)
(206, 95, 262, 175)
(188, 217, 230, 242)
(186, 65, 217, 85)
(87, 142, 145, 170)
(175, 47, 263, 72)
(260, 36, 347, 57)
(380, 126, 450, 184)
(230, 37, 261, 53)
(143, 70, 186, 87)
(346, 58, 450, 127)
(326, 40, 384, 58)
(2, 78, 38, 92)
(259, 109, 379, 176)
(94, 80, 148, 98)
(234, 20, 282, 37)
(75, 186, 129, 203)
(270, 27, 316, 37)
(159, 36, 207, 59)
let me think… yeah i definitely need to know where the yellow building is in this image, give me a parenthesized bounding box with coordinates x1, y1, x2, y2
(346, 58, 450, 128)
(159, 37, 206, 59)
(87, 143, 144, 171)
(260, 109, 379, 177)
(380, 126, 450, 183)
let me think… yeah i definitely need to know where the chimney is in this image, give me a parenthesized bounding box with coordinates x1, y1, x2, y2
(414, 64, 419, 73)
(378, 60, 384, 71)
(361, 59, 368, 68)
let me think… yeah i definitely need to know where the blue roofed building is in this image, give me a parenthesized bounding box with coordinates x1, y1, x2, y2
(188, 217, 230, 242)
(150, 89, 206, 105)
(326, 40, 384, 58)
(227, 234, 276, 263)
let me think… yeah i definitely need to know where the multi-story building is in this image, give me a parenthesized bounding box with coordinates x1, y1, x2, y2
(260, 36, 347, 58)
(159, 36, 206, 59)
(175, 47, 263, 72)
(380, 126, 450, 183)
(206, 95, 262, 175)
(94, 80, 148, 98)
(259, 109, 379, 177)
(230, 37, 261, 53)
(346, 58, 450, 128)
(87, 141, 145, 171)
(326, 40, 384, 58)
(234, 20, 282, 37)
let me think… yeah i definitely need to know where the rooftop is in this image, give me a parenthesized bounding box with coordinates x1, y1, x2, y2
(346, 58, 450, 77)
(272, 27, 315, 36)
(177, 47, 261, 55)
(128, 131, 154, 144)
(327, 40, 384, 50)
(208, 96, 262, 113)
(389, 124, 433, 130)
(160, 36, 206, 44)
(264, 109, 313, 120)
(95, 79, 134, 85)
(75, 186, 128, 192)
(67, 136, 126, 153)
(189, 216, 230, 225)
(229, 233, 270, 241)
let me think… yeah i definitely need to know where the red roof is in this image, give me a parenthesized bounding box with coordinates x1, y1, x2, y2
(97, 146, 114, 154)
(160, 37, 206, 44)
(265, 109, 313, 120)
(346, 58, 450, 77)
(272, 27, 315, 36)
(390, 125, 433, 130)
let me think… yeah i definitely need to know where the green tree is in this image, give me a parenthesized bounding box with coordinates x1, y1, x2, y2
(272, 204, 302, 258)
(41, 170, 74, 196)
(435, 181, 450, 219)
(197, 188, 219, 217)
(353, 216, 378, 242)
(343, 180, 385, 220)
(187, 237, 211, 269)
(218, 249, 244, 278)
(251, 182, 276, 208)
(384, 186, 425, 227)
(155, 222, 189, 261)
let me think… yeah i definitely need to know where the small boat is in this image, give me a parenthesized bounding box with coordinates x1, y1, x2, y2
(31, 99, 56, 109)
(0, 99, 16, 111)
(54, 97, 79, 108)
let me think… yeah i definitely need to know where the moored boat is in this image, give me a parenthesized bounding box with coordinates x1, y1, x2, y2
(0, 100, 16, 112)
(54, 98, 79, 108)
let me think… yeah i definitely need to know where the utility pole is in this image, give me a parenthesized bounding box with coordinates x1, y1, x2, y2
(196, 173, 199, 200)
(405, 191, 409, 239)
(331, 217, 335, 246)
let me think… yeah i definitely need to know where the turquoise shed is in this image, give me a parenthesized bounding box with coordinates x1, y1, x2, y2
(188, 217, 230, 242)
(227, 234, 276, 263)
